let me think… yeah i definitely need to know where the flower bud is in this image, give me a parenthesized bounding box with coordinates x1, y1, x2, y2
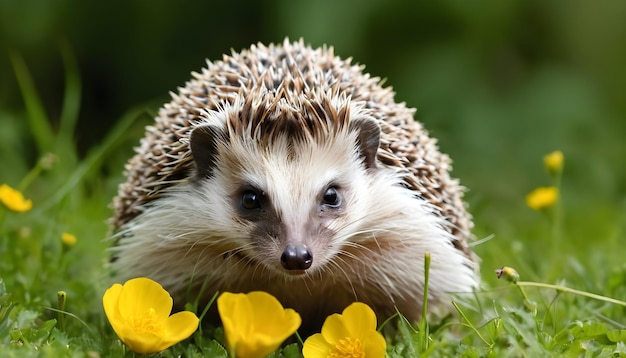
(525, 186, 558, 211)
(495, 266, 519, 283)
(544, 150, 563, 177)
(39, 153, 59, 170)
(58, 291, 67, 311)
(61, 232, 77, 247)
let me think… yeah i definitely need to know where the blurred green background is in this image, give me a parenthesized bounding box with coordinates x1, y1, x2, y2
(1, 1, 625, 282)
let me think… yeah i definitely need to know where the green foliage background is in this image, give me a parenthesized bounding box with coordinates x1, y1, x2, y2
(3, 0, 625, 279)
(1, 0, 625, 356)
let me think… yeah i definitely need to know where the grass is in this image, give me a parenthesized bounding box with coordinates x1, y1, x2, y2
(1, 54, 626, 357)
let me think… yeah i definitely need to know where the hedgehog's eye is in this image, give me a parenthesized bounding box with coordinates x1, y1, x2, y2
(241, 190, 262, 210)
(322, 187, 341, 207)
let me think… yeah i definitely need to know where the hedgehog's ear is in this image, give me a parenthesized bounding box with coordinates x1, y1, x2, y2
(190, 124, 225, 179)
(349, 117, 380, 169)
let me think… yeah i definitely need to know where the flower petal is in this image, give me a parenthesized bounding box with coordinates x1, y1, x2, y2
(160, 311, 200, 347)
(0, 184, 32, 212)
(121, 331, 166, 354)
(302, 333, 332, 358)
(218, 292, 254, 353)
(103, 283, 125, 337)
(362, 330, 387, 358)
(235, 307, 301, 358)
(276, 307, 301, 337)
(247, 291, 301, 339)
(218, 292, 301, 358)
(236, 336, 284, 358)
(320, 312, 350, 345)
(117, 277, 173, 320)
(340, 302, 378, 340)
(246, 291, 287, 326)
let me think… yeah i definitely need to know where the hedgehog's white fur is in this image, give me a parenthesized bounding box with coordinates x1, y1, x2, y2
(112, 86, 477, 331)
(111, 39, 478, 332)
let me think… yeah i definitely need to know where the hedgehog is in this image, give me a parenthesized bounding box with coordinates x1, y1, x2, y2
(110, 38, 478, 332)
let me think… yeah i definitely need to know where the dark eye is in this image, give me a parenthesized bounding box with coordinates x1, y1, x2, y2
(322, 187, 341, 207)
(241, 190, 261, 210)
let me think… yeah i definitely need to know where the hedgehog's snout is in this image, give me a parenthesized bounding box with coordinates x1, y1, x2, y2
(280, 244, 313, 271)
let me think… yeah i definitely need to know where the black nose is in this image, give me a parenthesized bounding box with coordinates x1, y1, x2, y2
(280, 245, 313, 270)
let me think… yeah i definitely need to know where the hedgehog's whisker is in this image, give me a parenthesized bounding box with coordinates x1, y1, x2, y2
(325, 256, 358, 300)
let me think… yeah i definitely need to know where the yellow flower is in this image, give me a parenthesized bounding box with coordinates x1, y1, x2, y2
(303, 302, 386, 358)
(61, 232, 77, 247)
(544, 150, 564, 176)
(0, 183, 32, 212)
(103, 277, 199, 354)
(525, 186, 558, 211)
(217, 291, 301, 358)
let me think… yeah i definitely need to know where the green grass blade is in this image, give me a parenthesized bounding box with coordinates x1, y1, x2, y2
(35, 106, 146, 211)
(516, 281, 626, 307)
(419, 253, 431, 352)
(56, 39, 82, 162)
(9, 50, 55, 154)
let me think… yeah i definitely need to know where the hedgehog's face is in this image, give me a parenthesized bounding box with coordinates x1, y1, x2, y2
(189, 100, 381, 278)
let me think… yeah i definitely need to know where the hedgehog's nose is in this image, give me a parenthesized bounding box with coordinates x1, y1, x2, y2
(281, 245, 313, 270)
